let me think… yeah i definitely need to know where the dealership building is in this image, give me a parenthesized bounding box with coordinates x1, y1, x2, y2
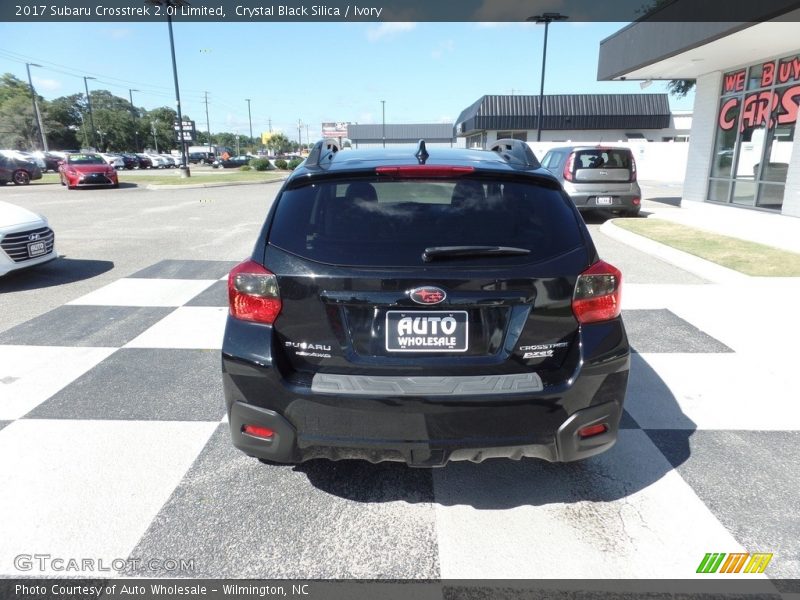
(454, 93, 691, 147)
(346, 123, 459, 149)
(598, 13, 800, 216)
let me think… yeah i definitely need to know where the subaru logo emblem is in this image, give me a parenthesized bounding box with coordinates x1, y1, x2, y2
(28, 233, 40, 241)
(409, 287, 446, 305)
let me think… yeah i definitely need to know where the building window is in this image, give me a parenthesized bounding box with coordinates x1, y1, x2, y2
(708, 53, 800, 210)
(497, 131, 528, 142)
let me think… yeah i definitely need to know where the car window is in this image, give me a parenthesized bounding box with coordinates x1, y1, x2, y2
(574, 149, 631, 170)
(269, 177, 582, 267)
(68, 154, 105, 165)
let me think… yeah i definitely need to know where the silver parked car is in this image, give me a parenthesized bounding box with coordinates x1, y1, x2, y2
(540, 146, 642, 217)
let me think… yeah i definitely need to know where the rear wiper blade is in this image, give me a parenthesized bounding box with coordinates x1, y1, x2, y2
(422, 245, 531, 262)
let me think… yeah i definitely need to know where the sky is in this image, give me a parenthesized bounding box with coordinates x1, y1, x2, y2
(0, 21, 695, 142)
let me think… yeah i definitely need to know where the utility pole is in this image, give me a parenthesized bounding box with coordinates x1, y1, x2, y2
(268, 118, 272, 133)
(204, 91, 212, 155)
(83, 76, 96, 149)
(152, 120, 159, 153)
(297, 119, 302, 152)
(245, 98, 253, 150)
(129, 88, 139, 152)
(306, 123, 309, 145)
(25, 63, 47, 151)
(381, 100, 386, 148)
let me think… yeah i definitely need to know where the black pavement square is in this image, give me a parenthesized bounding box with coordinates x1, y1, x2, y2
(622, 309, 733, 353)
(25, 348, 224, 421)
(0, 305, 174, 347)
(646, 429, 800, 580)
(184, 280, 228, 307)
(124, 425, 439, 578)
(128, 260, 238, 280)
(619, 409, 640, 429)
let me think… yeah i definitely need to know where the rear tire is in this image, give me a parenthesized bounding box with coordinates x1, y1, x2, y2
(12, 170, 30, 185)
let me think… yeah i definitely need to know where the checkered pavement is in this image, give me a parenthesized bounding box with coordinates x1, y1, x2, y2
(0, 260, 797, 580)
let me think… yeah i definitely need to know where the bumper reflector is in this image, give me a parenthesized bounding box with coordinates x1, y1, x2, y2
(578, 423, 608, 439)
(242, 424, 275, 440)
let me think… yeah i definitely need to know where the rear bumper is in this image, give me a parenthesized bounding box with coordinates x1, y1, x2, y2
(222, 318, 630, 467)
(227, 395, 624, 466)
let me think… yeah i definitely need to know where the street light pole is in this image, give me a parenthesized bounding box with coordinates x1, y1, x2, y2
(129, 88, 140, 152)
(381, 100, 386, 148)
(528, 12, 568, 142)
(204, 91, 212, 155)
(25, 63, 47, 151)
(83, 75, 96, 149)
(246, 98, 253, 150)
(147, 0, 190, 176)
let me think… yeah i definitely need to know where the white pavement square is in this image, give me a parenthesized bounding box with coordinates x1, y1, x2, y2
(0, 419, 218, 576)
(124, 306, 228, 349)
(433, 430, 752, 579)
(629, 353, 800, 430)
(68, 278, 217, 307)
(0, 346, 117, 420)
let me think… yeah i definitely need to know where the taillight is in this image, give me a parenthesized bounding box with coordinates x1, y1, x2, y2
(563, 152, 575, 182)
(228, 259, 282, 324)
(578, 423, 608, 438)
(630, 156, 637, 182)
(241, 424, 274, 440)
(572, 260, 622, 324)
(375, 165, 475, 178)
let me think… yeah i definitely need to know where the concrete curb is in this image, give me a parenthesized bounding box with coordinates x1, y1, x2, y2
(146, 177, 287, 191)
(600, 219, 749, 284)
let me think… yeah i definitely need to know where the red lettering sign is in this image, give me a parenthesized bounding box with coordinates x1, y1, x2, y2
(761, 62, 775, 87)
(778, 57, 800, 84)
(723, 69, 746, 93)
(778, 85, 800, 125)
(719, 97, 739, 130)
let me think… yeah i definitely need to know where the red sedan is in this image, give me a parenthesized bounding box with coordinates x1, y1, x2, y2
(58, 153, 119, 189)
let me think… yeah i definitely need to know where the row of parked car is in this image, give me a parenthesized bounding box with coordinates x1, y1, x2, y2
(1, 147, 204, 187)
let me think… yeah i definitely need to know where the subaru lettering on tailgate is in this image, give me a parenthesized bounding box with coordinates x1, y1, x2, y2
(386, 310, 468, 352)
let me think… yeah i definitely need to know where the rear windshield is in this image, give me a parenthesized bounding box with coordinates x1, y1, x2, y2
(268, 177, 583, 267)
(573, 149, 631, 170)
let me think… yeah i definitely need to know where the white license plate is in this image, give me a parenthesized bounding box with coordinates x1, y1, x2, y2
(27, 241, 46, 257)
(596, 196, 613, 205)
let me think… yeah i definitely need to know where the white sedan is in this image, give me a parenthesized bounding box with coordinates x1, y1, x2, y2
(147, 154, 169, 169)
(0, 200, 57, 276)
(99, 153, 125, 169)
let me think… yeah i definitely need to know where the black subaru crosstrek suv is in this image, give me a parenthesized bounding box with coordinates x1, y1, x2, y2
(222, 139, 629, 467)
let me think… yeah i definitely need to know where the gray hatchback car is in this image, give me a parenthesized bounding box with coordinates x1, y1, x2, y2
(540, 146, 641, 217)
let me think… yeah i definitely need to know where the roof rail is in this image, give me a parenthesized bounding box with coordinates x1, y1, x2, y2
(305, 139, 340, 169)
(489, 138, 541, 169)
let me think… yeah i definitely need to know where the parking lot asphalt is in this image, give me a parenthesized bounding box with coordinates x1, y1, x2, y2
(0, 181, 798, 581)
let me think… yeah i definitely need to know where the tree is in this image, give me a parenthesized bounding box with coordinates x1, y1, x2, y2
(0, 73, 40, 149)
(139, 106, 178, 153)
(46, 94, 83, 149)
(667, 79, 696, 98)
(265, 132, 291, 155)
(0, 95, 38, 149)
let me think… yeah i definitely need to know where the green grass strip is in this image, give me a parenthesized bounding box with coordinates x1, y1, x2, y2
(614, 218, 800, 277)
